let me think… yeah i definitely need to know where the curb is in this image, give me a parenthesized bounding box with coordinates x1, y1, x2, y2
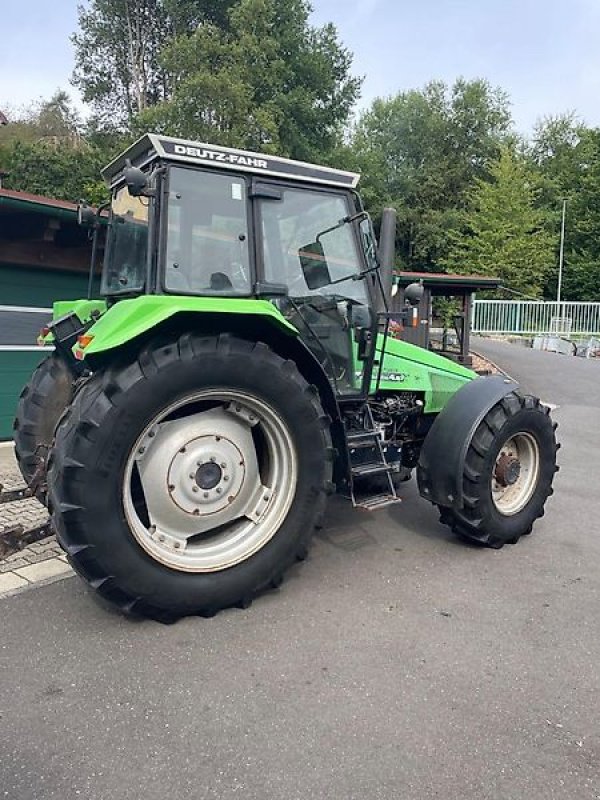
(0, 557, 75, 601)
(471, 349, 516, 383)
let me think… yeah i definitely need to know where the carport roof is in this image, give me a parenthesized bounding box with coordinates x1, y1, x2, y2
(0, 189, 79, 220)
(395, 270, 501, 292)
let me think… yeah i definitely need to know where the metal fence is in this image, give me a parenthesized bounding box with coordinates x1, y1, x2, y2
(472, 300, 600, 337)
(0, 305, 53, 351)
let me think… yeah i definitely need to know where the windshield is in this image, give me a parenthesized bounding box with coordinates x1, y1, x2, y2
(101, 185, 149, 295)
(260, 189, 368, 304)
(164, 167, 251, 295)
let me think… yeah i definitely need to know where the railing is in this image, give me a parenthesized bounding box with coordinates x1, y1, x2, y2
(0, 305, 53, 351)
(472, 300, 600, 337)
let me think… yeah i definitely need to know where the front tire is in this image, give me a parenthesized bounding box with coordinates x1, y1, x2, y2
(48, 334, 333, 621)
(438, 391, 558, 548)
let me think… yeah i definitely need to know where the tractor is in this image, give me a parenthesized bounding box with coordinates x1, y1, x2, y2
(11, 134, 558, 621)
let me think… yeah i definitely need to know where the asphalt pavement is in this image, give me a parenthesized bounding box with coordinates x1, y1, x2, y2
(1, 339, 599, 800)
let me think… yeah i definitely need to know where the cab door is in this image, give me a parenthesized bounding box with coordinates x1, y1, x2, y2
(256, 183, 372, 396)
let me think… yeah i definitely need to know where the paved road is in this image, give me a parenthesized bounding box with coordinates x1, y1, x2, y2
(2, 341, 599, 800)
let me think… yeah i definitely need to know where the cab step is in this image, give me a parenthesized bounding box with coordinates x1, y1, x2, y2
(347, 430, 382, 445)
(353, 494, 402, 511)
(351, 462, 393, 478)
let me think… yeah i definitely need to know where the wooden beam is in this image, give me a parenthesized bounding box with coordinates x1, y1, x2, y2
(0, 239, 97, 273)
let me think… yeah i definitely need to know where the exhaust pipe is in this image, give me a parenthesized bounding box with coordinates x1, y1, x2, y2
(377, 207, 397, 311)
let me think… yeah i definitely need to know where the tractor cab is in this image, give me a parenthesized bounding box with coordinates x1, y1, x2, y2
(90, 134, 398, 398)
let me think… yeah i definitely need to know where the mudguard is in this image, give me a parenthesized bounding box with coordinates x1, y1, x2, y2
(417, 375, 519, 510)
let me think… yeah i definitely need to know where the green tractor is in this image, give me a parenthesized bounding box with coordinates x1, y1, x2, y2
(13, 135, 558, 621)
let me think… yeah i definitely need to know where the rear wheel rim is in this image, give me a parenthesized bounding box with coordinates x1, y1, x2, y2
(491, 431, 540, 516)
(123, 390, 297, 572)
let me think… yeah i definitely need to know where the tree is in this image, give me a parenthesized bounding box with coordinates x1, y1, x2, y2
(1, 140, 107, 203)
(72, 0, 169, 128)
(443, 147, 554, 296)
(134, 0, 361, 162)
(72, 0, 235, 129)
(0, 92, 108, 203)
(525, 114, 600, 300)
(0, 91, 81, 149)
(554, 129, 600, 301)
(350, 78, 512, 270)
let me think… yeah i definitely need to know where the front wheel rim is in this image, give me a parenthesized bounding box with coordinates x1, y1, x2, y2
(123, 390, 298, 572)
(491, 431, 540, 516)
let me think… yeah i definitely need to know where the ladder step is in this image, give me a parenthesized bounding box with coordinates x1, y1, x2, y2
(347, 429, 380, 443)
(351, 462, 393, 478)
(354, 494, 402, 511)
(348, 438, 380, 452)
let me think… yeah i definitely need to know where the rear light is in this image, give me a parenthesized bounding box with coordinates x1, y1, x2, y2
(77, 334, 94, 349)
(74, 333, 94, 360)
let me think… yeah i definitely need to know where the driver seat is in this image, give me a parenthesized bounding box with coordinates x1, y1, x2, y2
(209, 272, 233, 291)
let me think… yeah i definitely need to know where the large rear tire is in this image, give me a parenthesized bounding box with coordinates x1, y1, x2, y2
(48, 333, 333, 621)
(13, 354, 75, 500)
(438, 391, 558, 548)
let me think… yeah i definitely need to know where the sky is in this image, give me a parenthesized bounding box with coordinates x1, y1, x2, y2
(1, 0, 599, 134)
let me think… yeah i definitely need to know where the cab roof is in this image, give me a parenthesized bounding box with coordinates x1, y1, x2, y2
(102, 133, 360, 190)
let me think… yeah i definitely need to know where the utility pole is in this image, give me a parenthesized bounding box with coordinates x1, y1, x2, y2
(557, 198, 567, 305)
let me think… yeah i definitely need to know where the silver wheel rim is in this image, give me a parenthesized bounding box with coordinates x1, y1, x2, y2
(123, 391, 298, 572)
(491, 431, 540, 516)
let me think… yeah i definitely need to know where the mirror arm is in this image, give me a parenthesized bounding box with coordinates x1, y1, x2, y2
(315, 211, 368, 243)
(322, 263, 379, 289)
(86, 201, 110, 300)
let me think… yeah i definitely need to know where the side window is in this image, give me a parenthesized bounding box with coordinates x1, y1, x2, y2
(164, 168, 250, 295)
(261, 188, 367, 303)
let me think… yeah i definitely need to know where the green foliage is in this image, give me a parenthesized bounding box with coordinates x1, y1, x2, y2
(0, 91, 81, 147)
(350, 79, 512, 270)
(134, 0, 361, 162)
(443, 147, 554, 296)
(72, 0, 359, 162)
(72, 0, 170, 128)
(557, 129, 600, 301)
(5, 1, 600, 305)
(71, 0, 239, 128)
(0, 92, 109, 203)
(1, 140, 107, 204)
(526, 115, 600, 300)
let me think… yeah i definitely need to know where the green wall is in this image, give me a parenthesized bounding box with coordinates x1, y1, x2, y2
(0, 351, 47, 441)
(0, 264, 89, 441)
(0, 264, 89, 306)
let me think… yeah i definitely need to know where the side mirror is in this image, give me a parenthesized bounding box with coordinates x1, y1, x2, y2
(299, 241, 332, 290)
(124, 159, 150, 197)
(77, 200, 96, 228)
(404, 281, 424, 306)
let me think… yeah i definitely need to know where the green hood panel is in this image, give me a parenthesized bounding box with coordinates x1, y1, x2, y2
(374, 335, 475, 413)
(70, 295, 297, 357)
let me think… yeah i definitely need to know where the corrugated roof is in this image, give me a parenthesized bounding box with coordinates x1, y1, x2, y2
(0, 188, 79, 213)
(396, 270, 501, 287)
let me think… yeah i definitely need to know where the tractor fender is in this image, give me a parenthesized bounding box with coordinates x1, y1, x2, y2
(417, 375, 519, 510)
(69, 295, 297, 359)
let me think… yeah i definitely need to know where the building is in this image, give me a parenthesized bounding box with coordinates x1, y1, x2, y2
(0, 189, 97, 440)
